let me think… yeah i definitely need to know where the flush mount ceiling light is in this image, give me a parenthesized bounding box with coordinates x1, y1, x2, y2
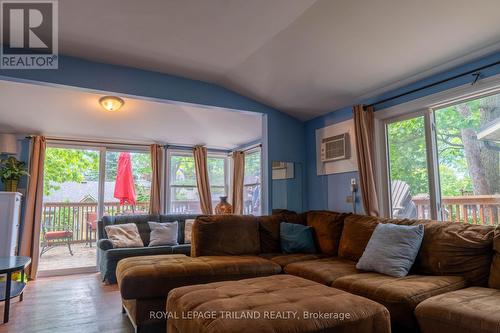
(99, 96, 124, 112)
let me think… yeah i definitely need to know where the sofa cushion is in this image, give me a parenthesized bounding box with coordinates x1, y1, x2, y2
(116, 254, 281, 300)
(280, 222, 316, 254)
(306, 211, 347, 255)
(105, 245, 173, 260)
(415, 287, 500, 333)
(148, 221, 178, 246)
(159, 214, 199, 244)
(167, 274, 391, 333)
(409, 221, 494, 286)
(183, 219, 195, 244)
(489, 229, 500, 289)
(357, 223, 424, 277)
(284, 257, 359, 285)
(332, 272, 467, 330)
(259, 253, 328, 268)
(104, 223, 144, 248)
(338, 215, 379, 261)
(258, 212, 306, 253)
(191, 215, 260, 256)
(102, 214, 159, 245)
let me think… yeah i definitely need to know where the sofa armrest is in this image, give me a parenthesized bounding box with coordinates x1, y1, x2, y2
(98, 239, 114, 251)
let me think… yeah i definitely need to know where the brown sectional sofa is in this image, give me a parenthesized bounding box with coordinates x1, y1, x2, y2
(116, 210, 498, 333)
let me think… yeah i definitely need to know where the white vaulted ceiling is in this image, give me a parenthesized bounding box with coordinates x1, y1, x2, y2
(58, 0, 500, 120)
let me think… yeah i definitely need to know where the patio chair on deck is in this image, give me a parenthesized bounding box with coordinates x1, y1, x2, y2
(40, 218, 74, 257)
(391, 180, 417, 219)
(86, 212, 98, 248)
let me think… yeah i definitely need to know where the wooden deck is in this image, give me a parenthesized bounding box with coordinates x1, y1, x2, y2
(38, 243, 97, 272)
(0, 273, 133, 333)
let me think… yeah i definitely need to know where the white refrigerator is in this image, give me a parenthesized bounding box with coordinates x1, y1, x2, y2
(0, 192, 22, 257)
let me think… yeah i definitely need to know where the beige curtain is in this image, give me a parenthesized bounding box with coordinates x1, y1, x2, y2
(193, 146, 212, 214)
(20, 136, 46, 279)
(231, 151, 245, 215)
(149, 144, 164, 215)
(353, 105, 379, 216)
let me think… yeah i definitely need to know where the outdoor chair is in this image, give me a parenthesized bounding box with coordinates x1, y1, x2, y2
(40, 218, 74, 257)
(391, 180, 417, 218)
(85, 212, 98, 247)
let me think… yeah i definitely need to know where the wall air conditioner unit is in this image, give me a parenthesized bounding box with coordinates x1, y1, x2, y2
(321, 133, 350, 162)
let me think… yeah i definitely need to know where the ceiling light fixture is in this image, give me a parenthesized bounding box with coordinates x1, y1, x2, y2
(99, 96, 124, 112)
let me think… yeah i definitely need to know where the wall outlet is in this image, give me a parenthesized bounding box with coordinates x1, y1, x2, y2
(346, 195, 353, 203)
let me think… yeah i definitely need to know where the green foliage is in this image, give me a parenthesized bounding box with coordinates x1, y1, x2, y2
(388, 117, 429, 195)
(44, 148, 99, 195)
(0, 156, 29, 183)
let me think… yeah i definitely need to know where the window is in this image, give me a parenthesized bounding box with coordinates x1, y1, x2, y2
(168, 150, 228, 214)
(383, 89, 500, 225)
(243, 147, 262, 215)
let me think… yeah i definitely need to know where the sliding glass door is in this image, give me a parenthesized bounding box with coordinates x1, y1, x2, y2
(39, 143, 150, 276)
(384, 90, 500, 225)
(433, 94, 499, 224)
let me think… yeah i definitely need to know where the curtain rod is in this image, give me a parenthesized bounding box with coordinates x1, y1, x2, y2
(165, 144, 230, 153)
(25, 136, 151, 147)
(240, 143, 262, 153)
(364, 60, 500, 110)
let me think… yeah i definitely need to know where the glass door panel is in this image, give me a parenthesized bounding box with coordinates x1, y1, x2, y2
(386, 116, 430, 219)
(103, 150, 152, 217)
(434, 93, 500, 224)
(39, 146, 100, 273)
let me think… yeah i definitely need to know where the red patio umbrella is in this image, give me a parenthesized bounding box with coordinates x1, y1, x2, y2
(114, 152, 137, 206)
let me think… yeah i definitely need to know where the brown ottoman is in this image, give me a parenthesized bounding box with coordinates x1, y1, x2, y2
(116, 254, 281, 333)
(167, 274, 391, 333)
(415, 287, 500, 333)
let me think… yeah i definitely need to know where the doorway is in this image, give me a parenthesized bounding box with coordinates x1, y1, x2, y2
(38, 142, 151, 276)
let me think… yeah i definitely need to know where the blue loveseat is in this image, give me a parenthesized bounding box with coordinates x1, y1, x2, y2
(97, 214, 198, 283)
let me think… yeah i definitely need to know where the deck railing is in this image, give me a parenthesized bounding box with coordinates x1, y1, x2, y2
(412, 194, 500, 225)
(42, 201, 150, 243)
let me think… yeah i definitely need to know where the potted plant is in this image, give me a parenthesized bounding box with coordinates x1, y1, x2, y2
(0, 156, 29, 192)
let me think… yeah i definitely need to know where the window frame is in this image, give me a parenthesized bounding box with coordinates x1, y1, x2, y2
(165, 148, 229, 214)
(243, 146, 263, 215)
(375, 74, 500, 219)
(46, 141, 151, 219)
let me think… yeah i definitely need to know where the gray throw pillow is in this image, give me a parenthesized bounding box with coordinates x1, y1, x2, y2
(148, 221, 178, 247)
(356, 223, 424, 277)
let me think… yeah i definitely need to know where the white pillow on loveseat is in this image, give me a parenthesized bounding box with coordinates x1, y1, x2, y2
(148, 221, 179, 247)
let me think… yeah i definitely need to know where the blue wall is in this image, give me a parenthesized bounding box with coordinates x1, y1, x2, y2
(0, 56, 306, 213)
(305, 51, 500, 214)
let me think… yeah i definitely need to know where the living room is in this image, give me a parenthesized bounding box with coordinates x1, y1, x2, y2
(0, 1, 499, 333)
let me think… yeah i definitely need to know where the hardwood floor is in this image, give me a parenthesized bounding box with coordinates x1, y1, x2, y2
(0, 273, 134, 333)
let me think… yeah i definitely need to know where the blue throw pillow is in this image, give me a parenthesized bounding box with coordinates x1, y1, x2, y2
(280, 222, 317, 254)
(356, 223, 424, 277)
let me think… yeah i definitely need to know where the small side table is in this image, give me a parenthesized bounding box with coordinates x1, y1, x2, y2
(0, 256, 31, 324)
